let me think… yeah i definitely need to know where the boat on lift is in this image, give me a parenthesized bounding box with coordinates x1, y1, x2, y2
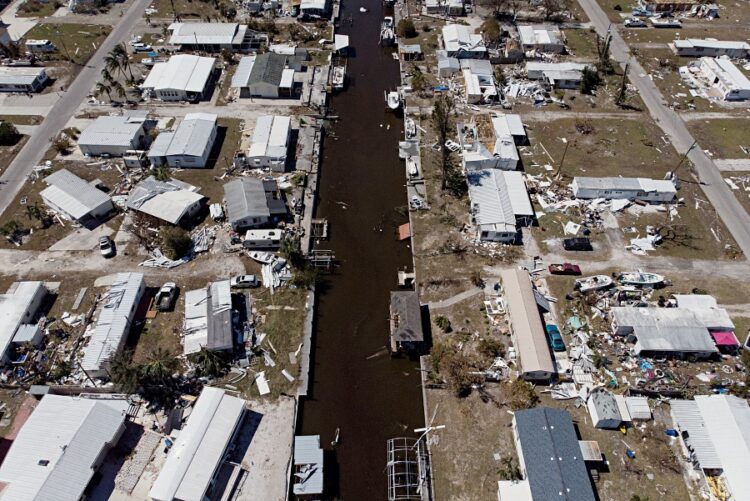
(405, 117, 416, 139)
(618, 271, 665, 287)
(385, 90, 401, 110)
(380, 16, 395, 46)
(575, 275, 613, 293)
(406, 156, 418, 177)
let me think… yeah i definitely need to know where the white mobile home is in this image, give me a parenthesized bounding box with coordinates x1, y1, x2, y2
(0, 281, 47, 364)
(672, 39, 750, 58)
(183, 280, 234, 355)
(0, 395, 128, 501)
(0, 66, 48, 93)
(81, 273, 145, 379)
(142, 55, 217, 102)
(231, 53, 297, 99)
(696, 57, 750, 101)
(571, 176, 677, 202)
(168, 22, 264, 52)
(40, 169, 113, 223)
(500, 269, 555, 382)
(526, 62, 589, 89)
(467, 170, 533, 243)
(126, 177, 204, 226)
(442, 24, 486, 59)
(518, 25, 565, 53)
(148, 113, 217, 168)
(78, 114, 150, 157)
(247, 115, 291, 171)
(149, 387, 246, 501)
(223, 177, 287, 232)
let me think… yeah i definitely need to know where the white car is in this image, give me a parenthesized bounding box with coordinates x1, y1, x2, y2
(624, 18, 647, 27)
(131, 43, 153, 52)
(99, 236, 115, 258)
(230, 275, 260, 288)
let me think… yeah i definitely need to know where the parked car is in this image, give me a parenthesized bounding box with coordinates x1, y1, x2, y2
(563, 237, 593, 252)
(624, 17, 647, 27)
(155, 283, 177, 312)
(131, 43, 153, 52)
(548, 263, 582, 275)
(546, 325, 566, 352)
(230, 275, 260, 288)
(99, 236, 115, 258)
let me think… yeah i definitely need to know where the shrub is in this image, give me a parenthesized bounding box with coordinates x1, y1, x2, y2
(0, 122, 20, 146)
(397, 19, 417, 38)
(507, 379, 539, 410)
(477, 337, 505, 360)
(160, 227, 192, 260)
(435, 315, 452, 333)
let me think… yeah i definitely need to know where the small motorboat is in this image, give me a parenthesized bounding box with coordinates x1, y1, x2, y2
(359, 6, 368, 12)
(380, 16, 395, 45)
(575, 275, 613, 293)
(618, 271, 665, 287)
(406, 157, 418, 177)
(405, 117, 416, 139)
(386, 90, 401, 110)
(331, 65, 345, 90)
(248, 251, 275, 264)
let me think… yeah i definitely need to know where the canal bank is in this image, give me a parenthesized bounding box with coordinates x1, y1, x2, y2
(297, 0, 426, 498)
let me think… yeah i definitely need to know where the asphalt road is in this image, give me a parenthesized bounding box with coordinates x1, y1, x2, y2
(0, 0, 151, 215)
(577, 0, 750, 258)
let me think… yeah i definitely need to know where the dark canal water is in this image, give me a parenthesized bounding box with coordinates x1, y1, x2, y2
(297, 0, 426, 498)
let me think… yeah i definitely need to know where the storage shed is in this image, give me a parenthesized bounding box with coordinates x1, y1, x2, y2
(587, 389, 631, 429)
(625, 396, 652, 421)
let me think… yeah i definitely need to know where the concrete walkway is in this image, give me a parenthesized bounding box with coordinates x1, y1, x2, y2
(426, 287, 483, 309)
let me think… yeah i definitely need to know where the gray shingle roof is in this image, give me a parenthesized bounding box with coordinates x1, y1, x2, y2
(390, 291, 423, 342)
(248, 52, 287, 86)
(514, 407, 596, 501)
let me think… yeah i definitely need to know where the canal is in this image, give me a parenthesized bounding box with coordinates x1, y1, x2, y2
(297, 0, 426, 498)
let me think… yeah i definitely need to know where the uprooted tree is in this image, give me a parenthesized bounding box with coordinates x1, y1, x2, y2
(506, 378, 540, 410)
(432, 94, 455, 192)
(160, 226, 192, 260)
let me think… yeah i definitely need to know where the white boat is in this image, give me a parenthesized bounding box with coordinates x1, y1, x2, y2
(332, 65, 345, 89)
(575, 275, 613, 293)
(405, 117, 416, 139)
(386, 90, 401, 110)
(650, 17, 681, 28)
(406, 157, 418, 177)
(380, 16, 395, 45)
(248, 251, 275, 264)
(618, 271, 664, 287)
(359, 6, 368, 12)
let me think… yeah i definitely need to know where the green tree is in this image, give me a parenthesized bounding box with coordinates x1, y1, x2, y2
(0, 121, 20, 146)
(480, 17, 501, 45)
(141, 347, 179, 385)
(280, 236, 305, 269)
(188, 347, 229, 377)
(109, 350, 140, 393)
(396, 19, 417, 39)
(507, 379, 539, 410)
(434, 315, 452, 333)
(410, 65, 426, 94)
(432, 94, 455, 191)
(110, 80, 126, 101)
(580, 66, 601, 95)
(498, 456, 522, 481)
(160, 226, 192, 260)
(53, 136, 72, 154)
(440, 350, 483, 397)
(112, 43, 134, 80)
(477, 337, 505, 360)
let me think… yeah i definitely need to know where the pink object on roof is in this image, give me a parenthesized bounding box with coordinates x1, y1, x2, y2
(712, 331, 739, 347)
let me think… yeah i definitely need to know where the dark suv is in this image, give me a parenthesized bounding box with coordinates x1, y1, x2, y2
(563, 237, 593, 251)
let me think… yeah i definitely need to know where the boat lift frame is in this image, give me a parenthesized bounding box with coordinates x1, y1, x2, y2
(386, 437, 431, 501)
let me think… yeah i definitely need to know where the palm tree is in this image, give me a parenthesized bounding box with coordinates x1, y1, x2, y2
(141, 347, 178, 385)
(110, 80, 126, 101)
(113, 43, 134, 80)
(104, 52, 121, 77)
(109, 350, 140, 393)
(100, 67, 115, 83)
(188, 347, 228, 377)
(94, 81, 111, 101)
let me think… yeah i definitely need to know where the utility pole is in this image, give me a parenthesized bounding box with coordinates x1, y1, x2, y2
(554, 138, 569, 180)
(671, 139, 698, 179)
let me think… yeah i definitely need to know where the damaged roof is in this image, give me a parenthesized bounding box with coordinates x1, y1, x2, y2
(390, 291, 423, 343)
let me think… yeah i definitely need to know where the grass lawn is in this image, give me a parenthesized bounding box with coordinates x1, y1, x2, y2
(170, 117, 244, 204)
(523, 116, 740, 259)
(148, 0, 224, 20)
(595, 0, 633, 22)
(722, 172, 750, 217)
(0, 115, 43, 126)
(16, 0, 62, 17)
(0, 160, 123, 250)
(688, 119, 750, 159)
(22, 23, 111, 68)
(215, 62, 238, 106)
(563, 27, 600, 59)
(0, 136, 28, 176)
